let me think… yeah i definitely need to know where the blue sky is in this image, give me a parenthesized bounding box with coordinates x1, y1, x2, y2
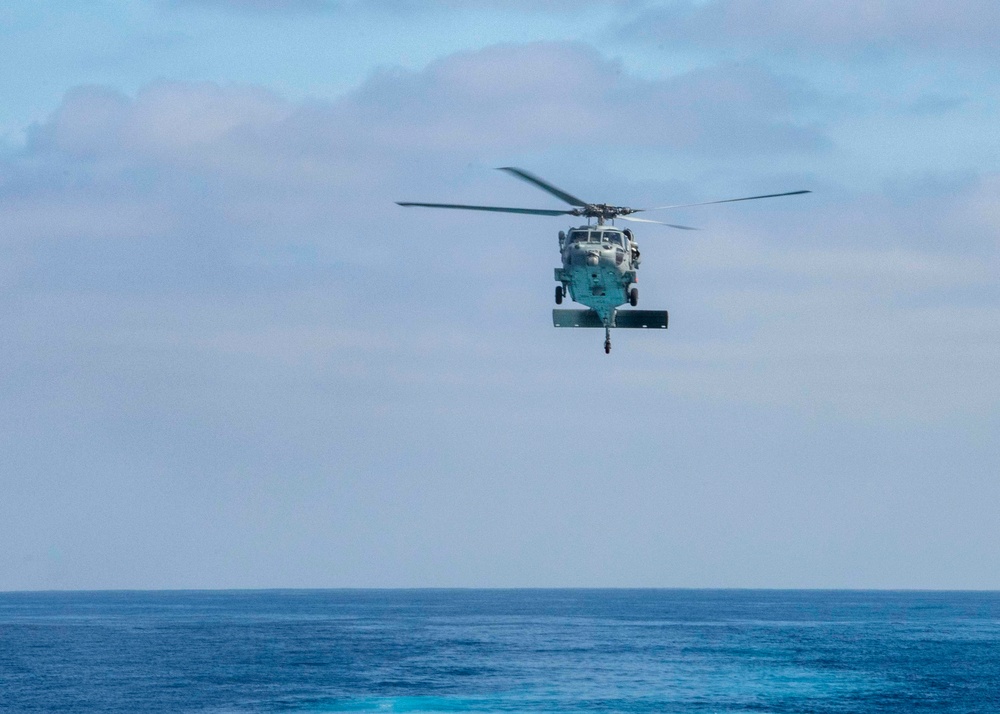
(2, 0, 998, 590)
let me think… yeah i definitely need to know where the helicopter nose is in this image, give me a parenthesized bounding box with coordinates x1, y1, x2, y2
(586, 251, 600, 266)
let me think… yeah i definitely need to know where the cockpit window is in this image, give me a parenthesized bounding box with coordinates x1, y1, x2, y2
(603, 232, 623, 246)
(569, 231, 588, 243)
(588, 231, 602, 243)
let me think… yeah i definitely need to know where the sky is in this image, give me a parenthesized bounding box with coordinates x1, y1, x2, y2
(1, 0, 998, 591)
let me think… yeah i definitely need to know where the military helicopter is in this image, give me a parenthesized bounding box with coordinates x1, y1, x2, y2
(398, 167, 809, 353)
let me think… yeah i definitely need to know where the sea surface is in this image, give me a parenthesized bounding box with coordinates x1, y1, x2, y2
(1, 589, 999, 713)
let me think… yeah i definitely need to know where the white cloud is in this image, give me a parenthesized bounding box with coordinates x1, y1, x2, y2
(167, 0, 339, 12)
(168, 0, 645, 13)
(29, 81, 291, 161)
(340, 43, 825, 156)
(623, 0, 1000, 55)
(5, 43, 826, 263)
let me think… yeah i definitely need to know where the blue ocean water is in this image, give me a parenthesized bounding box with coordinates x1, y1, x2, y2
(1, 590, 998, 713)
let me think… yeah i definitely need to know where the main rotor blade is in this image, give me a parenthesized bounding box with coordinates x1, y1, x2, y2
(497, 167, 588, 208)
(642, 190, 811, 212)
(620, 215, 699, 230)
(396, 202, 574, 217)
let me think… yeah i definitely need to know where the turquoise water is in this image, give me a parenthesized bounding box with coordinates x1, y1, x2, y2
(1, 590, 998, 712)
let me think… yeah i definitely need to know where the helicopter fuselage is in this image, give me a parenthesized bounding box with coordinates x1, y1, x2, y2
(555, 226, 639, 326)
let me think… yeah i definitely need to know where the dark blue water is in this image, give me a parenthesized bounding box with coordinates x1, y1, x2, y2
(1, 590, 998, 713)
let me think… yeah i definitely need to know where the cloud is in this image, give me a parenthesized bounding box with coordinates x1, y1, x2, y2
(8, 43, 825, 263)
(167, 0, 341, 13)
(2, 41, 999, 589)
(0, 42, 839, 331)
(1, 43, 989, 349)
(339, 43, 825, 156)
(621, 0, 1000, 56)
(167, 0, 645, 13)
(28, 81, 291, 161)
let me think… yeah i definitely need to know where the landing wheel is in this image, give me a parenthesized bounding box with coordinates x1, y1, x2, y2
(604, 339, 611, 354)
(555, 285, 563, 305)
(629, 287, 638, 307)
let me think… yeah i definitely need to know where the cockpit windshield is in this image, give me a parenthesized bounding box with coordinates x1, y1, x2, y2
(569, 230, 624, 245)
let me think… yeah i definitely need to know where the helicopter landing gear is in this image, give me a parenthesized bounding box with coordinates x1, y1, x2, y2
(555, 285, 564, 305)
(604, 327, 611, 354)
(629, 287, 638, 307)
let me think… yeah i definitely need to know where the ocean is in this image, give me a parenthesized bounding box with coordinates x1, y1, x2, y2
(1, 589, 998, 712)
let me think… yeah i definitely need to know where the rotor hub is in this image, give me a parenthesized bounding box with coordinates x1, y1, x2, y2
(570, 204, 638, 222)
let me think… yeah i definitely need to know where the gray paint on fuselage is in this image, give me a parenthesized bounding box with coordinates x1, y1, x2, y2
(558, 226, 637, 325)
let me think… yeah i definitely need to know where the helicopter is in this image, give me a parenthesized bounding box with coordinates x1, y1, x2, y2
(398, 167, 809, 353)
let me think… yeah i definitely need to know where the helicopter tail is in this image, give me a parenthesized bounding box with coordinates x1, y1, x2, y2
(614, 310, 669, 329)
(552, 309, 603, 328)
(552, 309, 668, 329)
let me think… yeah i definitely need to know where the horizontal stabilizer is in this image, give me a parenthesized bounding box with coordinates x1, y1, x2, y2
(552, 309, 669, 329)
(553, 309, 603, 328)
(615, 310, 668, 329)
